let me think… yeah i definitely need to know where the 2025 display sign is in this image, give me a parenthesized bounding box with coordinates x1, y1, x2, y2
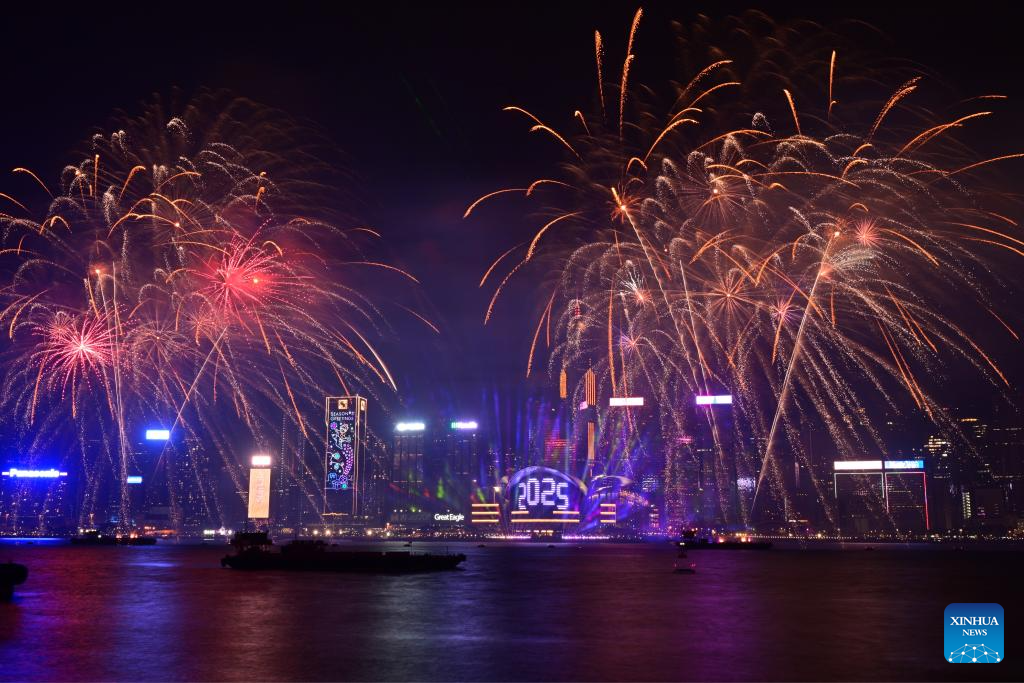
(507, 466, 586, 524)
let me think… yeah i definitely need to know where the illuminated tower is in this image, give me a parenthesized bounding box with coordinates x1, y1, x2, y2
(584, 368, 597, 478)
(324, 396, 368, 519)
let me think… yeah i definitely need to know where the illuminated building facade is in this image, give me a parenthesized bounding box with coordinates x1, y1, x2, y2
(885, 470, 929, 533)
(833, 460, 929, 535)
(507, 466, 584, 529)
(0, 467, 74, 535)
(391, 421, 425, 514)
(833, 465, 885, 536)
(324, 396, 368, 519)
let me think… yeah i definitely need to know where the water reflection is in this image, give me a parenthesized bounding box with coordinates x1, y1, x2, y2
(1, 542, 1021, 681)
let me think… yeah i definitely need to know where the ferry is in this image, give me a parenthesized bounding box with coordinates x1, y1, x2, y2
(70, 530, 157, 546)
(221, 532, 466, 573)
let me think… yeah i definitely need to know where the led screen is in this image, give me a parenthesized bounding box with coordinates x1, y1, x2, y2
(507, 466, 585, 524)
(248, 468, 271, 519)
(325, 396, 365, 515)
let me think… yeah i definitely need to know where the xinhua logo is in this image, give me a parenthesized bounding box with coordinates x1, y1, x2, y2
(945, 603, 1004, 663)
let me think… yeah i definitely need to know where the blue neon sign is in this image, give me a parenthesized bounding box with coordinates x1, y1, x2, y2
(1, 468, 68, 479)
(884, 459, 924, 470)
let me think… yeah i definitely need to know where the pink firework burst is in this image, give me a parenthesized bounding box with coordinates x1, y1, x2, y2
(196, 235, 285, 323)
(36, 311, 114, 397)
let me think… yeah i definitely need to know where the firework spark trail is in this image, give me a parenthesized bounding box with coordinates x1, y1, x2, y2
(750, 234, 834, 516)
(0, 94, 413, 532)
(468, 13, 1023, 530)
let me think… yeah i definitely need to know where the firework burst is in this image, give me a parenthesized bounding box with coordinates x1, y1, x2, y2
(469, 10, 1023, 531)
(0, 93, 417, 532)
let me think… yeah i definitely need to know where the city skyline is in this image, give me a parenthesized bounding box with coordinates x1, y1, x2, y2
(1, 4, 1023, 540)
(2, 6, 1023, 683)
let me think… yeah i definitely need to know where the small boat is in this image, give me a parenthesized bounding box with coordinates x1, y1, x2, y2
(70, 530, 157, 546)
(221, 533, 465, 573)
(1, 562, 28, 600)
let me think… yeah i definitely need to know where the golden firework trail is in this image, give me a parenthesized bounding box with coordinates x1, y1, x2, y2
(466, 10, 1023, 530)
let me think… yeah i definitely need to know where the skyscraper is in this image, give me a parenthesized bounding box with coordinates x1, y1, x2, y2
(324, 396, 368, 520)
(392, 421, 426, 516)
(446, 420, 481, 511)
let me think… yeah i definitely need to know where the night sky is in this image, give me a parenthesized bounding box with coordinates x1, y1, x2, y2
(2, 2, 1022, 438)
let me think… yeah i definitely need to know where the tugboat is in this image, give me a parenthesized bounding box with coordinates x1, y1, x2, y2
(70, 529, 157, 546)
(1, 561, 28, 600)
(221, 532, 466, 573)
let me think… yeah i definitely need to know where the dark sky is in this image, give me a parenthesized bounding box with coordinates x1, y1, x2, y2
(2, 2, 1022, 430)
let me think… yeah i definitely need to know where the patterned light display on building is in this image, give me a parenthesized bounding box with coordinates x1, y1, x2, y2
(324, 396, 367, 516)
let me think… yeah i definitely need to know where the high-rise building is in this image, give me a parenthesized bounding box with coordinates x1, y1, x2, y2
(688, 393, 738, 527)
(925, 433, 961, 532)
(391, 421, 426, 514)
(0, 467, 74, 535)
(171, 439, 214, 535)
(833, 464, 885, 536)
(885, 470, 929, 533)
(833, 460, 928, 535)
(926, 414, 1024, 532)
(988, 424, 1024, 516)
(360, 432, 390, 526)
(324, 396, 368, 520)
(446, 420, 481, 511)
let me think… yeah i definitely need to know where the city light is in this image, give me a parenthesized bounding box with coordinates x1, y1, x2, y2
(609, 396, 644, 407)
(126, 476, 143, 484)
(1, 468, 68, 479)
(695, 394, 733, 405)
(885, 459, 925, 470)
(395, 421, 425, 432)
(833, 460, 884, 471)
(145, 429, 170, 441)
(450, 420, 478, 430)
(251, 454, 272, 467)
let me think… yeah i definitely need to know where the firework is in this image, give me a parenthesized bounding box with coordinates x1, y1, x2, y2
(0, 93, 416, 532)
(469, 11, 1022, 530)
